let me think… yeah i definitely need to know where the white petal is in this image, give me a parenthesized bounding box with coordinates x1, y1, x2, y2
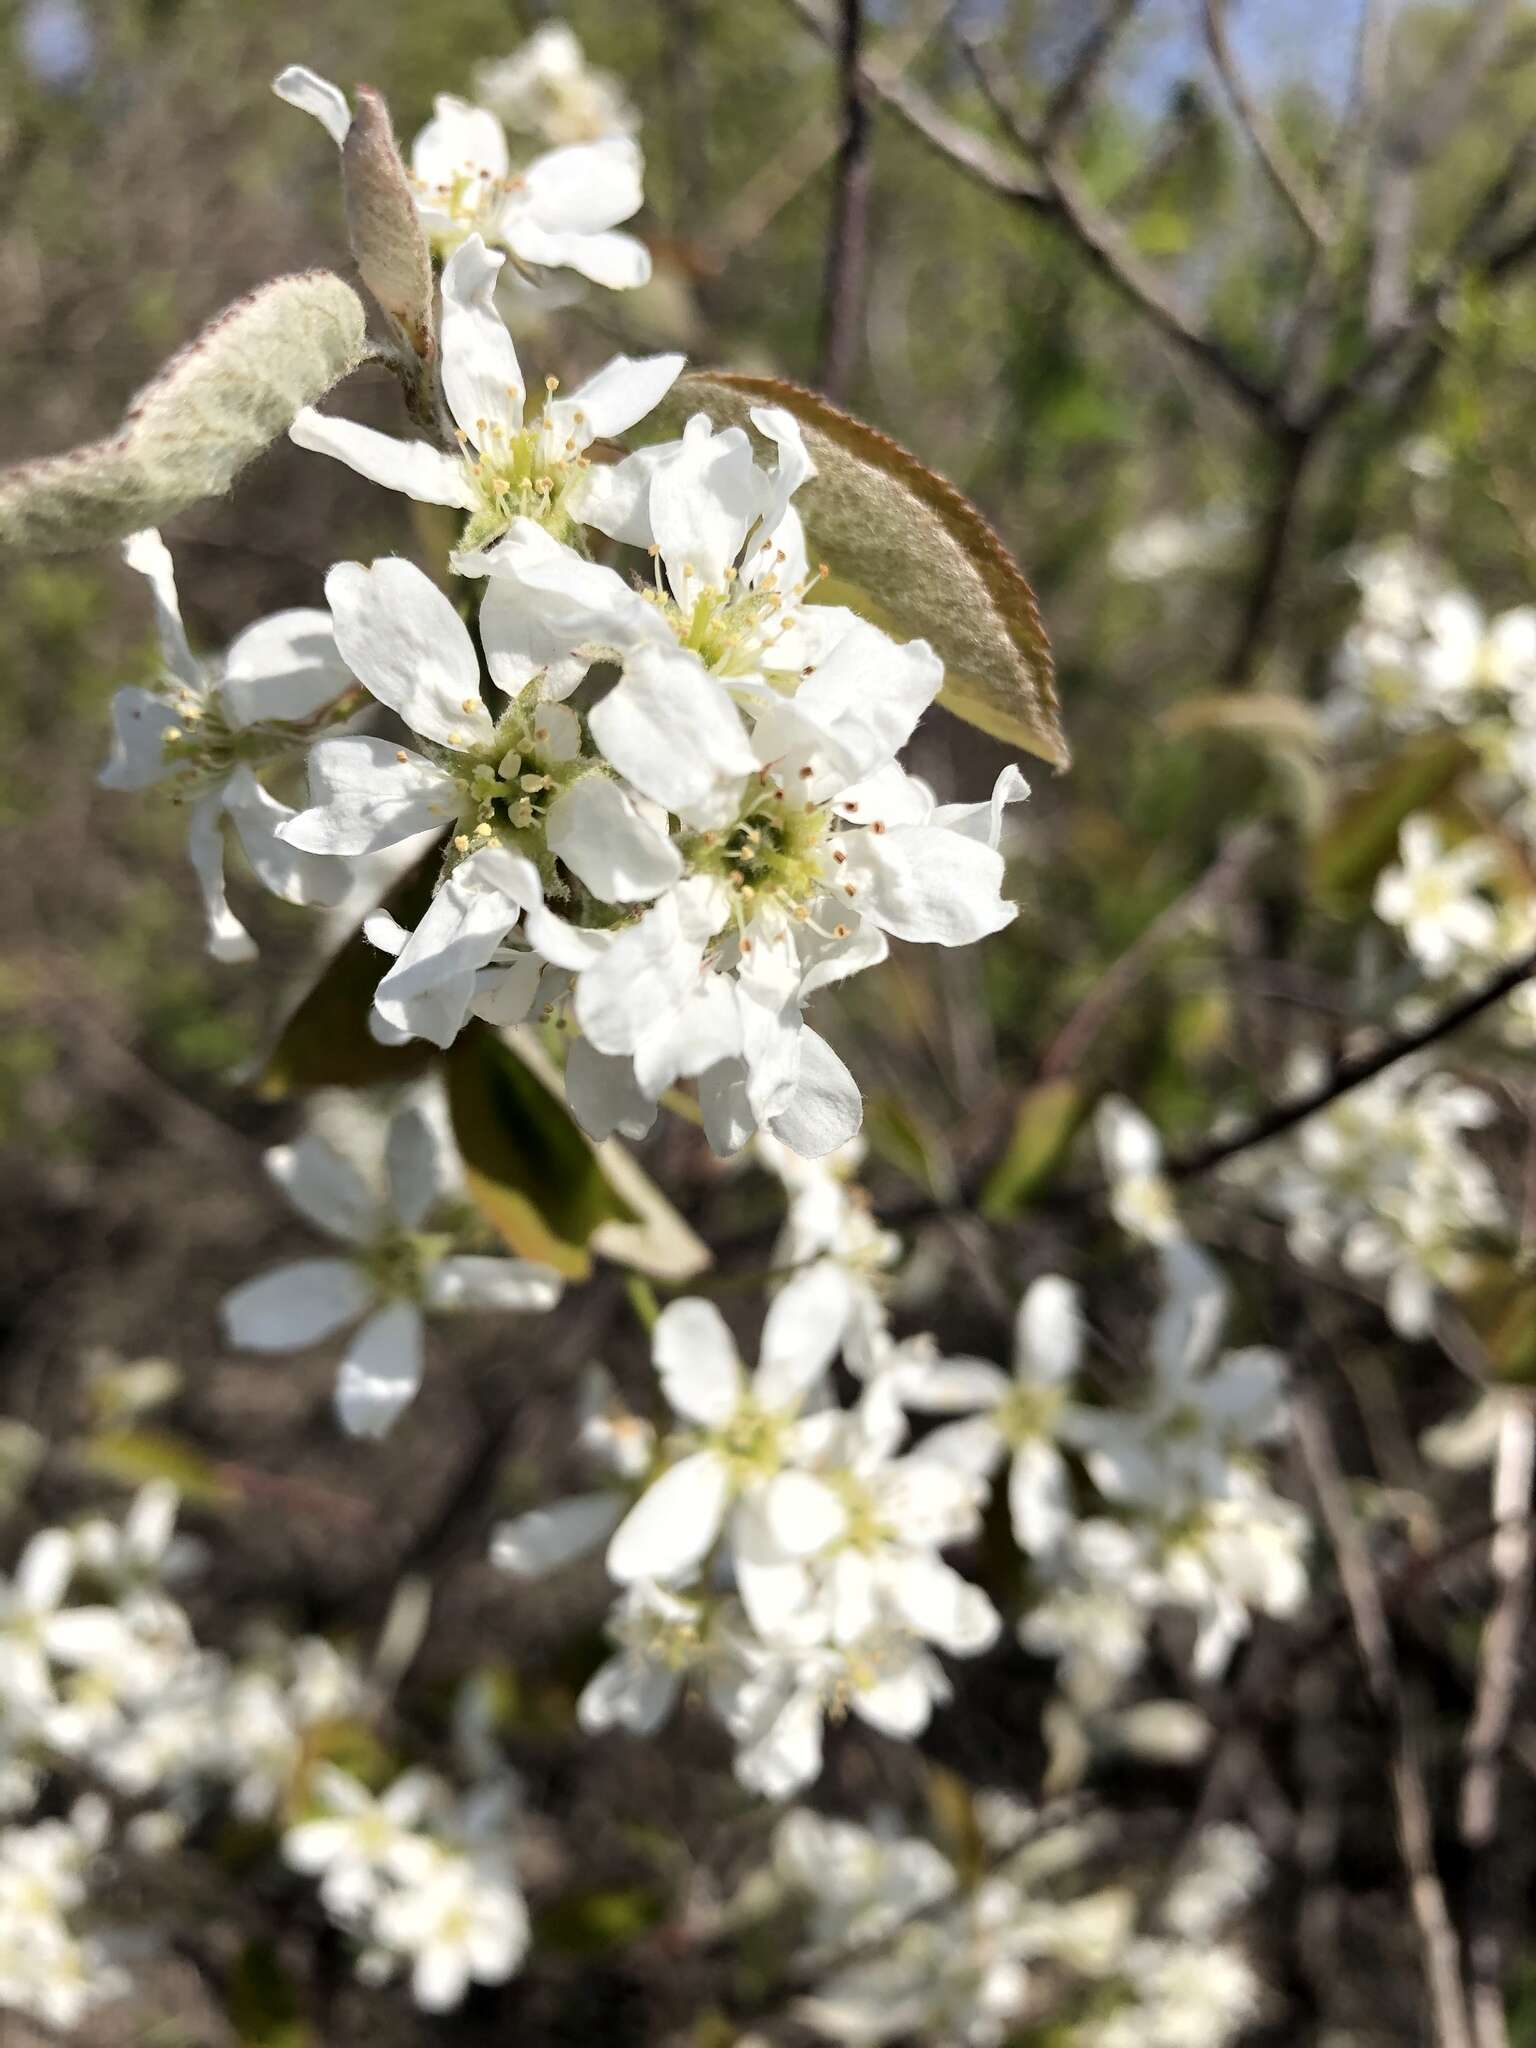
(931, 762, 1031, 848)
(470, 517, 665, 691)
(334, 1303, 425, 1438)
(385, 1101, 457, 1230)
(900, 1360, 1012, 1413)
(606, 1452, 731, 1583)
(273, 65, 351, 147)
(186, 795, 255, 963)
(98, 688, 178, 792)
(650, 416, 764, 597)
(222, 767, 353, 909)
(122, 528, 200, 692)
(1014, 1275, 1083, 1387)
(888, 1555, 1000, 1655)
(917, 1416, 1008, 1478)
(411, 94, 509, 189)
(590, 643, 756, 827)
(652, 1298, 744, 1425)
(221, 1260, 372, 1351)
(545, 774, 682, 903)
(839, 826, 1015, 946)
(16, 1530, 73, 1612)
(564, 1039, 657, 1143)
(265, 1133, 378, 1245)
(792, 619, 942, 786)
(758, 1470, 848, 1556)
(550, 352, 684, 446)
(573, 883, 718, 1058)
(424, 1256, 564, 1313)
(491, 1492, 624, 1576)
(735, 1685, 824, 1800)
(220, 609, 352, 727)
(568, 442, 670, 549)
(1008, 1439, 1072, 1556)
(577, 1651, 680, 1734)
(280, 736, 460, 856)
(756, 1262, 850, 1408)
(1151, 1242, 1230, 1386)
(439, 236, 524, 447)
(853, 1662, 937, 1739)
(515, 137, 643, 232)
(767, 1030, 863, 1159)
(289, 409, 472, 508)
(373, 857, 532, 1048)
(325, 559, 492, 749)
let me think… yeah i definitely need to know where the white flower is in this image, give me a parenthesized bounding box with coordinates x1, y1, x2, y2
(71, 1481, 201, 1588)
(473, 23, 637, 145)
(220, 1099, 563, 1435)
(289, 237, 681, 551)
(372, 1849, 530, 2011)
(99, 530, 354, 959)
(274, 69, 650, 286)
(756, 1134, 901, 1373)
(906, 1275, 1095, 1557)
(603, 1267, 850, 1597)
(0, 1531, 123, 1719)
(771, 1810, 954, 1950)
(1374, 814, 1500, 976)
(1017, 1519, 1156, 1711)
(284, 1765, 445, 1918)
(1096, 1097, 1183, 1245)
(577, 1580, 709, 1735)
(1071, 1245, 1286, 1516)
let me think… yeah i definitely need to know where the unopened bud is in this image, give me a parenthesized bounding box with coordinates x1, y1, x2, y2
(343, 87, 433, 356)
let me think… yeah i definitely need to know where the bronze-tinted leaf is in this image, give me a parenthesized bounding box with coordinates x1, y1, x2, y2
(1309, 732, 1473, 907)
(633, 372, 1065, 769)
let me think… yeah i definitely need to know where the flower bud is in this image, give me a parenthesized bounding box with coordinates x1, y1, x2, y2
(343, 86, 433, 356)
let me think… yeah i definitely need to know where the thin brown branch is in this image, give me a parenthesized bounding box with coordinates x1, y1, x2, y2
(818, 0, 872, 401)
(1294, 1390, 1475, 2048)
(1040, 0, 1147, 146)
(780, 0, 1275, 427)
(1458, 1404, 1534, 2048)
(1167, 942, 1536, 1181)
(1201, 0, 1335, 246)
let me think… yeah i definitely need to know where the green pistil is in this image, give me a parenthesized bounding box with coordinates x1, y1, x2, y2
(996, 1381, 1067, 1448)
(684, 782, 831, 922)
(707, 1400, 784, 1482)
(359, 1231, 453, 1304)
(456, 397, 590, 552)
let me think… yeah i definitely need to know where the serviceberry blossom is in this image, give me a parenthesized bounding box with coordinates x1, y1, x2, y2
(474, 22, 638, 145)
(289, 235, 682, 552)
(1374, 814, 1500, 975)
(274, 69, 651, 287)
(755, 1133, 902, 1373)
(220, 1095, 564, 1434)
(99, 529, 355, 960)
(1237, 1053, 1504, 1336)
(1095, 1095, 1184, 1245)
(0, 1799, 126, 2034)
(903, 1275, 1097, 1557)
(0, 1530, 122, 1719)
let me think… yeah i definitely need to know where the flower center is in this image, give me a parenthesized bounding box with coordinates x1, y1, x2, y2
(707, 1400, 785, 1481)
(996, 1381, 1067, 1448)
(360, 1232, 451, 1303)
(457, 381, 588, 551)
(685, 781, 830, 922)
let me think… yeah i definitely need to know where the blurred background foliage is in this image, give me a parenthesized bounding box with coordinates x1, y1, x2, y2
(9, 1, 1536, 2041)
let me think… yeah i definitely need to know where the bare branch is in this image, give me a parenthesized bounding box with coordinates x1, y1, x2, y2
(818, 0, 872, 400)
(1368, 0, 1517, 337)
(1040, 0, 1147, 146)
(1294, 1390, 1475, 2048)
(1201, 0, 1335, 246)
(1168, 942, 1536, 1181)
(1459, 1403, 1535, 2048)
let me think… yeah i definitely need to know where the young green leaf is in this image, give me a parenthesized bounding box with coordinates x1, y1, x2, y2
(630, 371, 1065, 769)
(0, 271, 369, 555)
(1309, 732, 1473, 908)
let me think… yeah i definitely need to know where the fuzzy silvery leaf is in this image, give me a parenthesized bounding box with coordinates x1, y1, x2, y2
(0, 271, 369, 555)
(631, 371, 1066, 770)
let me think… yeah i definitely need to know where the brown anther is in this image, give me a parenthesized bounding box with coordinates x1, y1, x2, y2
(843, 883, 857, 898)
(871, 820, 886, 835)
(832, 848, 847, 864)
(843, 800, 859, 813)
(395, 749, 409, 764)
(798, 764, 814, 779)
(833, 923, 850, 939)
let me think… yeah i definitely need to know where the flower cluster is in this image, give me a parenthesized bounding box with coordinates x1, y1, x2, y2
(1233, 1053, 1504, 1338)
(495, 1141, 1306, 1787)
(754, 1804, 1266, 2047)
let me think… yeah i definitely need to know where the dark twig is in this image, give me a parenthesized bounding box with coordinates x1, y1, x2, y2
(1167, 943, 1536, 1181)
(1201, 0, 1335, 246)
(819, 0, 872, 401)
(1294, 1390, 1475, 2048)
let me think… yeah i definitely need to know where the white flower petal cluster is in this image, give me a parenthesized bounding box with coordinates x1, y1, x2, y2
(473, 22, 638, 146)
(755, 1133, 902, 1373)
(764, 1807, 1266, 2048)
(284, 1767, 529, 2012)
(220, 1092, 564, 1436)
(275, 69, 651, 287)
(1375, 814, 1500, 976)
(99, 530, 356, 959)
(0, 1798, 127, 2033)
(1236, 1053, 1504, 1337)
